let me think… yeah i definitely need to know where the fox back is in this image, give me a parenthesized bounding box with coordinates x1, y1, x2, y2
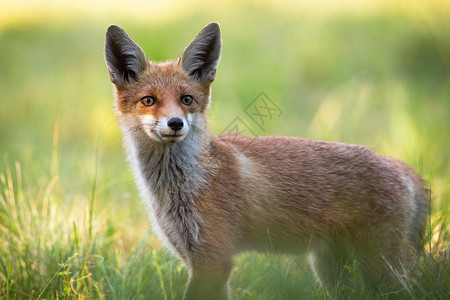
(105, 23, 428, 300)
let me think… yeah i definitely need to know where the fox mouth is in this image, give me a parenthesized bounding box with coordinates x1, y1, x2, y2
(161, 134, 183, 137)
(158, 133, 185, 143)
(146, 127, 186, 144)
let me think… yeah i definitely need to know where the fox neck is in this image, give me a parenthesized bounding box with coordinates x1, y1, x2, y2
(121, 115, 211, 252)
(125, 116, 210, 196)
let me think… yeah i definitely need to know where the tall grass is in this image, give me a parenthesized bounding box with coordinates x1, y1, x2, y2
(0, 0, 449, 299)
(0, 160, 447, 299)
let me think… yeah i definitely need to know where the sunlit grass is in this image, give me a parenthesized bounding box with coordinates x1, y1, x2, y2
(0, 0, 449, 299)
(0, 157, 447, 299)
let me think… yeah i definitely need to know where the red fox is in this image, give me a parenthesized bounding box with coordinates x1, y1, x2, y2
(105, 22, 428, 299)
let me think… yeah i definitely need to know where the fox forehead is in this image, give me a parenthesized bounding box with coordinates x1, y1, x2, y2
(115, 61, 211, 114)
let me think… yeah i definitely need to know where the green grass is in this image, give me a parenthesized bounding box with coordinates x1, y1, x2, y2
(0, 1, 449, 299)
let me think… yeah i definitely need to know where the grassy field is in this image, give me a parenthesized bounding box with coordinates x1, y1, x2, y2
(0, 0, 449, 299)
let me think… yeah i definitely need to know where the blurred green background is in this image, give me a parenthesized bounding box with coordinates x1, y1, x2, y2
(0, 0, 449, 298)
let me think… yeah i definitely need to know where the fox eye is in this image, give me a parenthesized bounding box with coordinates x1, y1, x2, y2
(180, 95, 193, 106)
(141, 96, 156, 107)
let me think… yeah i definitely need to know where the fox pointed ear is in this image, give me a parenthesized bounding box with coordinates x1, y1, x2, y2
(105, 25, 148, 87)
(181, 22, 222, 83)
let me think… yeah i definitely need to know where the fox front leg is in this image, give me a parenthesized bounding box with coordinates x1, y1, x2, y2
(183, 259, 232, 300)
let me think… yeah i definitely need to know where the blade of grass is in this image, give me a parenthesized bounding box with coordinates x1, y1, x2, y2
(52, 121, 59, 178)
(73, 221, 79, 253)
(153, 250, 167, 300)
(89, 127, 102, 240)
(428, 185, 432, 253)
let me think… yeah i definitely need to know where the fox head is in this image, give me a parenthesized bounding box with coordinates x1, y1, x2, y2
(105, 23, 221, 144)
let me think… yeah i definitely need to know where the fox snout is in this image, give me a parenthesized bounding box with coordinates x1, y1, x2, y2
(140, 114, 190, 144)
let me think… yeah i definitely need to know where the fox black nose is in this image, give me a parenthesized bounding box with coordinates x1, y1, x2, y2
(167, 118, 184, 131)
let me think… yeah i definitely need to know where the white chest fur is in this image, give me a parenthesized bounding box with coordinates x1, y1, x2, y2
(123, 130, 206, 257)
